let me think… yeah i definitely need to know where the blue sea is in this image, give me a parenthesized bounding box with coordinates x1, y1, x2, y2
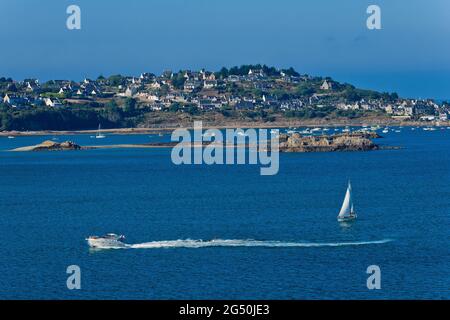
(0, 127, 449, 299)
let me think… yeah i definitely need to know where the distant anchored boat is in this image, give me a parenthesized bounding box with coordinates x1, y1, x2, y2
(342, 127, 351, 133)
(95, 124, 106, 139)
(337, 181, 357, 222)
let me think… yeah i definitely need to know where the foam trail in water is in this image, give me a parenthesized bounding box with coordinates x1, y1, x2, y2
(123, 239, 392, 249)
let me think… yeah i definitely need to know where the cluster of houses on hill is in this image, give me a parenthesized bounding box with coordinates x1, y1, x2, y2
(1, 68, 449, 122)
(1, 77, 103, 109)
(335, 98, 448, 121)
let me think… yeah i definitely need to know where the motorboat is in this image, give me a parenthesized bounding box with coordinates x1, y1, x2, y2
(86, 233, 127, 248)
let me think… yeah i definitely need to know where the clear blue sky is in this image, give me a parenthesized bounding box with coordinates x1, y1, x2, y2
(0, 0, 449, 99)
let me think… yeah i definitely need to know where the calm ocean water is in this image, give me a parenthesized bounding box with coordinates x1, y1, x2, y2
(0, 127, 449, 299)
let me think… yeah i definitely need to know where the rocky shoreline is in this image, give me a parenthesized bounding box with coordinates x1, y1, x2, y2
(10, 131, 384, 153)
(12, 140, 82, 152)
(278, 131, 380, 152)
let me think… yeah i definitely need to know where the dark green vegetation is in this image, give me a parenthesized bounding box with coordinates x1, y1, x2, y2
(0, 99, 143, 131)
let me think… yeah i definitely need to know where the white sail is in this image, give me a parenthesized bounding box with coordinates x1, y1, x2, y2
(338, 182, 352, 218)
(96, 124, 106, 138)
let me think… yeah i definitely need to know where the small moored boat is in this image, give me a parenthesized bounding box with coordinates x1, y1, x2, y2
(95, 124, 106, 139)
(342, 127, 351, 133)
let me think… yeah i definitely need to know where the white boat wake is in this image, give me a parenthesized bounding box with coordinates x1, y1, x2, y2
(90, 238, 393, 250)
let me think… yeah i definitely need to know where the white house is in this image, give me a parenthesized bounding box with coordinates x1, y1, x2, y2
(203, 80, 218, 89)
(58, 87, 67, 94)
(150, 81, 161, 89)
(26, 82, 36, 91)
(420, 115, 436, 121)
(125, 86, 138, 97)
(227, 75, 240, 82)
(248, 69, 264, 77)
(44, 98, 56, 107)
(184, 80, 201, 92)
(3, 94, 10, 104)
(320, 80, 333, 90)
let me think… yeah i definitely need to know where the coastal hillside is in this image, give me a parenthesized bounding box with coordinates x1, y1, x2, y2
(0, 65, 448, 131)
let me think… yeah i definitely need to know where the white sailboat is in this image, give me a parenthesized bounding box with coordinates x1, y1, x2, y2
(337, 181, 357, 222)
(96, 124, 106, 139)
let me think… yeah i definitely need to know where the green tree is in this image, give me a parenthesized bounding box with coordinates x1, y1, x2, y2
(124, 98, 137, 114)
(281, 67, 300, 77)
(171, 72, 186, 89)
(169, 102, 181, 112)
(108, 74, 124, 86)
